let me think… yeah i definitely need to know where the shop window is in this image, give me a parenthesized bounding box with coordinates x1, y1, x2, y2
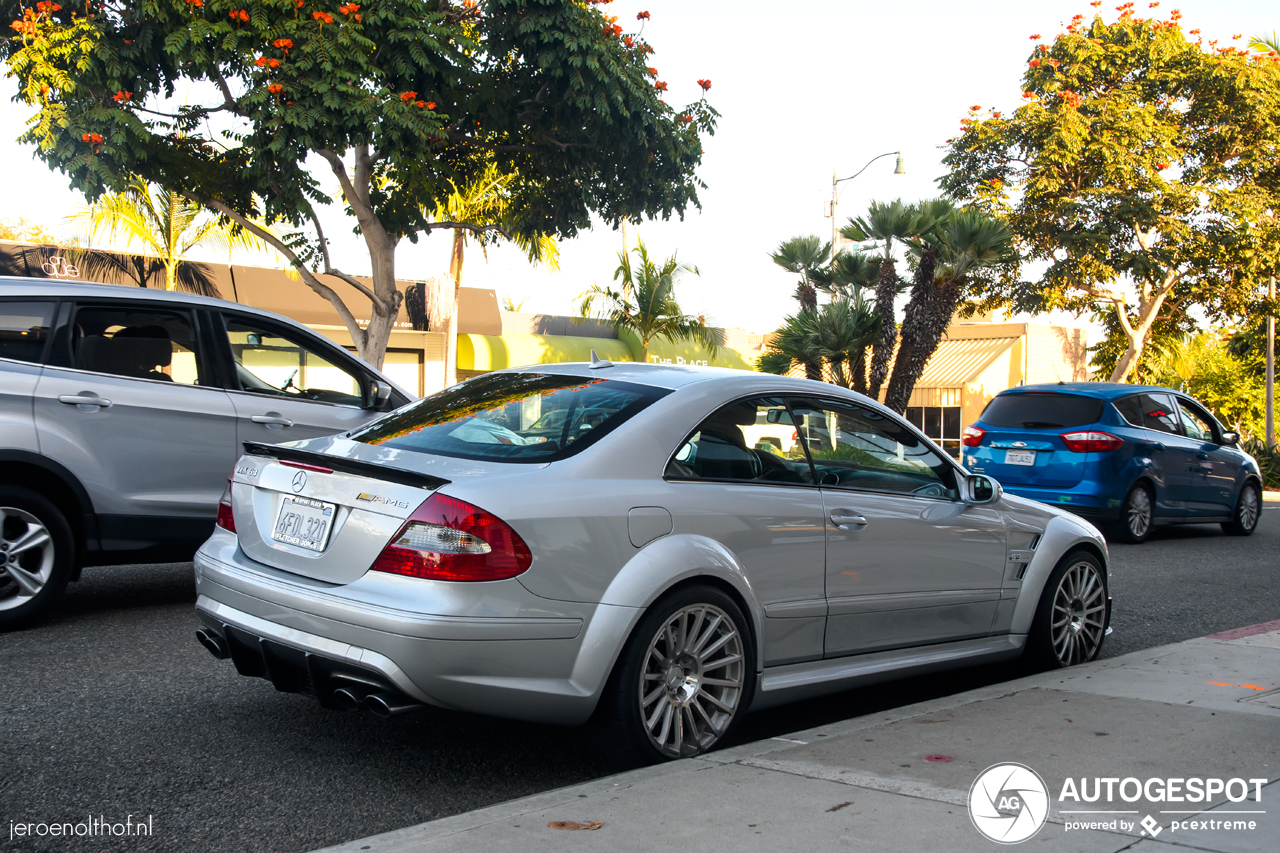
(905, 405, 962, 459)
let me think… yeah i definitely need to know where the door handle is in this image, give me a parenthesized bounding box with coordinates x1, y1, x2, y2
(829, 511, 868, 530)
(59, 394, 112, 408)
(1138, 440, 1165, 451)
(250, 414, 293, 428)
(1195, 452, 1209, 459)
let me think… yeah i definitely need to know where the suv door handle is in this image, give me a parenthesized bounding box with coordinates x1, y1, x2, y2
(250, 414, 293, 428)
(1138, 440, 1165, 451)
(59, 394, 112, 408)
(829, 511, 868, 529)
(1195, 452, 1209, 459)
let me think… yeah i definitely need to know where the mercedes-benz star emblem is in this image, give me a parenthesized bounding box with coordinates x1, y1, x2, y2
(291, 470, 307, 493)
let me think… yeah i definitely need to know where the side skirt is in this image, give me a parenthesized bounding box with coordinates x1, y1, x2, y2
(749, 634, 1025, 711)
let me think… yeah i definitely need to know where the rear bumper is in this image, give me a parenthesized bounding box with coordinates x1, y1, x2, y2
(193, 533, 639, 725)
(999, 485, 1123, 522)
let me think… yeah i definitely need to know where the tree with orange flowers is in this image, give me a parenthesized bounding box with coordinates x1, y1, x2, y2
(3, 0, 716, 369)
(942, 11, 1280, 382)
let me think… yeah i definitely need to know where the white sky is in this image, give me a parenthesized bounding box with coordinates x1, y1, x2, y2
(1, 0, 1274, 334)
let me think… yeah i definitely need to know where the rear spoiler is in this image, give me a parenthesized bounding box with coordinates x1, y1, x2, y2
(242, 442, 450, 491)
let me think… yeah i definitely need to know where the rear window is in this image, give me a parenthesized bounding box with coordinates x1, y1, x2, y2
(349, 372, 668, 462)
(980, 393, 1104, 429)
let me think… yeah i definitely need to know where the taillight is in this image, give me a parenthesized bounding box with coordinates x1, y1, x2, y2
(369, 493, 532, 582)
(1060, 430, 1124, 453)
(216, 482, 236, 533)
(962, 425, 986, 447)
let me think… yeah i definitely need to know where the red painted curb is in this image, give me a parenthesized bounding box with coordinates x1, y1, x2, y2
(1206, 619, 1280, 640)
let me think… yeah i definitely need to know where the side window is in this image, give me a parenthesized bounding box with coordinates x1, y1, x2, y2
(0, 301, 55, 364)
(72, 306, 203, 385)
(223, 317, 365, 407)
(1113, 395, 1143, 426)
(666, 397, 816, 485)
(1176, 399, 1218, 443)
(1136, 393, 1181, 435)
(788, 397, 959, 499)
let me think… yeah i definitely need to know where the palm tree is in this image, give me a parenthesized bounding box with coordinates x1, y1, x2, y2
(423, 163, 560, 385)
(1249, 32, 1279, 54)
(71, 178, 266, 296)
(882, 209, 1015, 413)
(816, 251, 880, 300)
(758, 298, 881, 390)
(841, 199, 923, 398)
(771, 236, 832, 313)
(578, 241, 724, 363)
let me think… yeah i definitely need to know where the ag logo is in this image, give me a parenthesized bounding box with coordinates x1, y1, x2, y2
(968, 763, 1050, 844)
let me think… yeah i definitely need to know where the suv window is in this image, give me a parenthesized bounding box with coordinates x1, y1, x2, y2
(666, 398, 815, 485)
(980, 393, 1104, 428)
(224, 318, 365, 407)
(72, 306, 203, 384)
(1130, 393, 1180, 434)
(350, 372, 668, 462)
(788, 398, 958, 499)
(0, 301, 55, 364)
(1176, 398, 1218, 442)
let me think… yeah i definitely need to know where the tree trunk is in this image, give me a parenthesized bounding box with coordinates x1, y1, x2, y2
(883, 247, 948, 414)
(805, 359, 822, 382)
(851, 347, 867, 394)
(1106, 275, 1177, 382)
(425, 274, 458, 389)
(358, 237, 403, 371)
(867, 258, 899, 399)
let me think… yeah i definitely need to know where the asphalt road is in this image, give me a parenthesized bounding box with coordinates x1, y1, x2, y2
(2, 507, 1277, 853)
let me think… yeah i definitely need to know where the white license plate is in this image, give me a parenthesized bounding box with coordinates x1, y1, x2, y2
(271, 495, 336, 552)
(1004, 449, 1036, 466)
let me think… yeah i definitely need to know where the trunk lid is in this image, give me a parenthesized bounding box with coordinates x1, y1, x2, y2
(969, 392, 1106, 488)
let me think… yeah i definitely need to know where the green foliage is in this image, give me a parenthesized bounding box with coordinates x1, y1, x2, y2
(0, 216, 66, 245)
(4, 0, 715, 363)
(1241, 436, 1280, 489)
(1139, 333, 1268, 437)
(941, 11, 1280, 381)
(577, 240, 722, 361)
(757, 297, 880, 388)
(770, 235, 831, 312)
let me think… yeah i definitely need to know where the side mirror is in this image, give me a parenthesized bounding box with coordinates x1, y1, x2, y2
(363, 379, 393, 410)
(964, 473, 1003, 505)
(1221, 431, 1240, 447)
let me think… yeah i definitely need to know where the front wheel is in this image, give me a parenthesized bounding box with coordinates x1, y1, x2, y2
(593, 585, 755, 764)
(0, 486, 75, 631)
(1026, 552, 1109, 670)
(1221, 482, 1261, 537)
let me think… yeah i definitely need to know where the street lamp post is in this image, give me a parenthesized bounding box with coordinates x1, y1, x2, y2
(828, 151, 906, 252)
(1267, 273, 1275, 446)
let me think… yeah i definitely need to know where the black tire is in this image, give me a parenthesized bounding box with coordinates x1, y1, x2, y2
(1025, 551, 1109, 670)
(0, 486, 75, 631)
(1112, 482, 1154, 544)
(1221, 481, 1262, 537)
(590, 584, 756, 766)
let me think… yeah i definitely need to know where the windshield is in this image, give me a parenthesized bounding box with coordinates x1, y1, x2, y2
(980, 393, 1104, 429)
(349, 372, 668, 462)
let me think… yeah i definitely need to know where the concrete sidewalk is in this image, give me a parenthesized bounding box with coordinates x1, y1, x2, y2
(315, 624, 1280, 853)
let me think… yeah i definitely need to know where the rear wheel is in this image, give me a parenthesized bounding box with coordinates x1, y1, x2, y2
(1113, 482, 1154, 544)
(592, 585, 755, 765)
(1026, 552, 1109, 670)
(1222, 482, 1261, 537)
(0, 486, 74, 630)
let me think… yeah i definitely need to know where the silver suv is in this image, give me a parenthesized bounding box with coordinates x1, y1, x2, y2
(0, 279, 411, 628)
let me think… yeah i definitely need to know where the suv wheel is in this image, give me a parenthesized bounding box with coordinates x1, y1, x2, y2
(0, 486, 74, 630)
(1114, 483, 1154, 544)
(1222, 482, 1261, 537)
(592, 585, 755, 765)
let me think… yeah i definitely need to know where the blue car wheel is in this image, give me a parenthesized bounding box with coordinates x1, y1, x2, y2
(1115, 482, 1154, 544)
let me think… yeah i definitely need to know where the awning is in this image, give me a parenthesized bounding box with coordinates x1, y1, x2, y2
(457, 333, 634, 371)
(913, 336, 1018, 388)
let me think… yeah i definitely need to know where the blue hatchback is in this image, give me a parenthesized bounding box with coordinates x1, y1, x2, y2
(963, 383, 1263, 543)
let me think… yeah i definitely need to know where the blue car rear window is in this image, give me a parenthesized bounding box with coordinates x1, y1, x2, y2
(981, 394, 1104, 429)
(349, 372, 669, 462)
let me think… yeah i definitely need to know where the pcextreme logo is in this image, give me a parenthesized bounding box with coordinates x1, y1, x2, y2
(969, 763, 1050, 844)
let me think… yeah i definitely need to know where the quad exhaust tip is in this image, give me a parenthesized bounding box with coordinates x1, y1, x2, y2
(332, 688, 361, 712)
(196, 629, 229, 659)
(364, 692, 422, 718)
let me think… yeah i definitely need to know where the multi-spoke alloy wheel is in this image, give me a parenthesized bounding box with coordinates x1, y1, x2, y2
(0, 488, 74, 630)
(1223, 484, 1260, 537)
(638, 603, 745, 759)
(0, 506, 56, 612)
(1049, 559, 1107, 667)
(1118, 484, 1153, 543)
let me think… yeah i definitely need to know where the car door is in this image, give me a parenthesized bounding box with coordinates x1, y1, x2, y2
(213, 311, 389, 446)
(664, 396, 828, 666)
(31, 300, 239, 551)
(1113, 392, 1186, 514)
(786, 396, 1007, 658)
(0, 299, 57, 453)
(1173, 396, 1236, 516)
